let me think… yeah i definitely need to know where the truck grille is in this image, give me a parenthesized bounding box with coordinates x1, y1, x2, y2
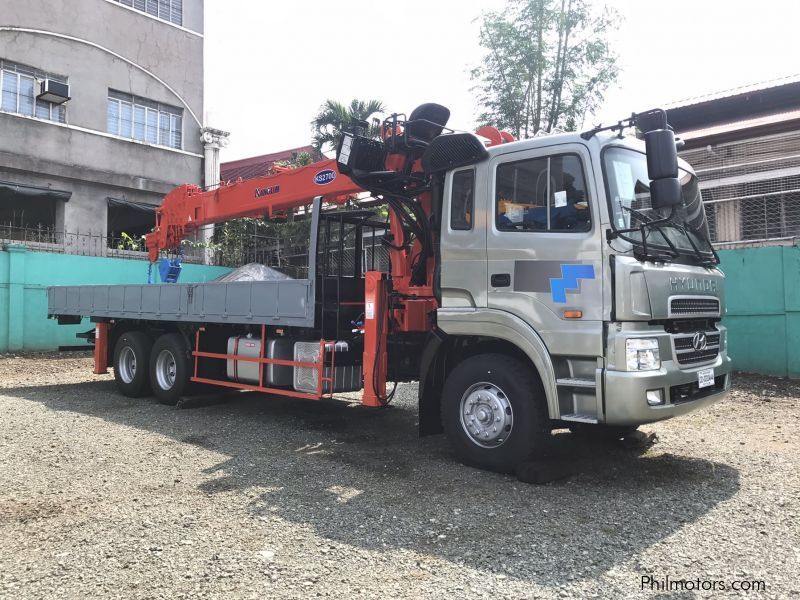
(672, 331, 721, 366)
(674, 333, 720, 351)
(669, 297, 720, 317)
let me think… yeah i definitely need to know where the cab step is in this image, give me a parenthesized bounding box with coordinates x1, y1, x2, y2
(556, 377, 596, 388)
(560, 413, 599, 424)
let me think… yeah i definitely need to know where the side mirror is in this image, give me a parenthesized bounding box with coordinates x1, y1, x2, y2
(650, 177, 682, 209)
(639, 110, 682, 209)
(644, 129, 678, 180)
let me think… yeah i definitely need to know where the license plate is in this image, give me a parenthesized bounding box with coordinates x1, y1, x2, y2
(697, 368, 715, 388)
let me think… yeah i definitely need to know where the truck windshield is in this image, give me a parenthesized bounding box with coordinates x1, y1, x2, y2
(603, 147, 716, 265)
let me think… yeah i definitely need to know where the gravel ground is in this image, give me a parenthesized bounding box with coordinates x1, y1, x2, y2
(0, 353, 798, 599)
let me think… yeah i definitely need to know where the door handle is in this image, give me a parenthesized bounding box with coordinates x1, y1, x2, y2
(491, 273, 511, 287)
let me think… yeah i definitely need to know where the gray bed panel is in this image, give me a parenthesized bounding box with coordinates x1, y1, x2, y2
(48, 280, 316, 327)
(48, 198, 322, 329)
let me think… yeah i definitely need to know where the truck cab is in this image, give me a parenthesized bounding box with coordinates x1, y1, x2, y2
(427, 128, 730, 469)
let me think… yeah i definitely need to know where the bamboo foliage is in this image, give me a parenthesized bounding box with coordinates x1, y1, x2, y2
(472, 0, 620, 138)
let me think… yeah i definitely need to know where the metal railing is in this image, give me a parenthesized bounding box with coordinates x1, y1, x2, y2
(0, 224, 206, 262)
(681, 131, 800, 248)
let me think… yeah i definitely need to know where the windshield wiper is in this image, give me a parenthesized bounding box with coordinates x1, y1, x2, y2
(660, 222, 719, 267)
(613, 206, 720, 266)
(611, 205, 680, 262)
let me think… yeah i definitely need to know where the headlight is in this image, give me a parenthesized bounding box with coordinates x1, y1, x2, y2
(626, 338, 661, 371)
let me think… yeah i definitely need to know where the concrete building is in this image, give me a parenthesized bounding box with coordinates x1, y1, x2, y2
(0, 0, 206, 253)
(670, 77, 800, 249)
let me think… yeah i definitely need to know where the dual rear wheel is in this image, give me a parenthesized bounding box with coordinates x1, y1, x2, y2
(112, 331, 192, 405)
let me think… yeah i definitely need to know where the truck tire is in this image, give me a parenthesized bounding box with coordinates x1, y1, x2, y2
(149, 333, 192, 405)
(441, 354, 550, 473)
(113, 331, 153, 398)
(568, 423, 638, 441)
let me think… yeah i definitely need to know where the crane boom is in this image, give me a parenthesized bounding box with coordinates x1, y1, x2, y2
(144, 158, 364, 261)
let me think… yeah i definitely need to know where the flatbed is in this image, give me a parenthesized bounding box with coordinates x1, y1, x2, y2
(48, 279, 315, 328)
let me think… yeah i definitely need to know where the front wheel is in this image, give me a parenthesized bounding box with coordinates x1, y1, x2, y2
(441, 354, 550, 473)
(149, 333, 192, 405)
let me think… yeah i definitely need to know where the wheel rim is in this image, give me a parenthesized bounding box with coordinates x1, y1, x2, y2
(459, 382, 513, 448)
(118, 346, 137, 384)
(155, 349, 177, 390)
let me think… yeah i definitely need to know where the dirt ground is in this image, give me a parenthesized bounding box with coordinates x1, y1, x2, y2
(0, 352, 798, 599)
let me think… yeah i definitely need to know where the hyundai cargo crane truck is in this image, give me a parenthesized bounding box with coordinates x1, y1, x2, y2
(48, 105, 731, 473)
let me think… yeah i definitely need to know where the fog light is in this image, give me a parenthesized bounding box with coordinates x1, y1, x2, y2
(646, 389, 664, 406)
(625, 338, 661, 371)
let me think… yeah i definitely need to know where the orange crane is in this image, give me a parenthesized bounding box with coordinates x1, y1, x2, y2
(138, 105, 504, 405)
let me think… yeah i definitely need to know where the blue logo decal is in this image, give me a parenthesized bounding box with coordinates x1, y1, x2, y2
(314, 169, 337, 185)
(550, 264, 595, 303)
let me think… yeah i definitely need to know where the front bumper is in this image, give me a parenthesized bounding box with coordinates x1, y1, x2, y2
(604, 341, 732, 426)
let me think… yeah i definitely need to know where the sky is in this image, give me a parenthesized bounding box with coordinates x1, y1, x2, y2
(205, 0, 800, 162)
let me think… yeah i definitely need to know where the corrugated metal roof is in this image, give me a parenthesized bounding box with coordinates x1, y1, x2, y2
(220, 145, 323, 182)
(667, 74, 800, 135)
(679, 109, 800, 141)
(666, 73, 800, 110)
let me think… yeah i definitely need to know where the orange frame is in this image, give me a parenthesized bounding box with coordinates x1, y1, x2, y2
(190, 325, 336, 401)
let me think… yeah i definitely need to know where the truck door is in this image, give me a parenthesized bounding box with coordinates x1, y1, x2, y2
(439, 166, 488, 308)
(486, 143, 604, 359)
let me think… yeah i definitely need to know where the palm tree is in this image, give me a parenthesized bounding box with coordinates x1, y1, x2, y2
(311, 99, 386, 153)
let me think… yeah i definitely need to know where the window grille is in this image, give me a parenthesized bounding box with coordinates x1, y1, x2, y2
(107, 90, 183, 150)
(680, 132, 800, 246)
(0, 59, 66, 123)
(115, 0, 182, 26)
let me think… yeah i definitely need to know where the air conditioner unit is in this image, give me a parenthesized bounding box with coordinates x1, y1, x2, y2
(37, 79, 70, 105)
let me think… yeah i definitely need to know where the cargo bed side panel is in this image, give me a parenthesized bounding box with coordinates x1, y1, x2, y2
(47, 280, 315, 328)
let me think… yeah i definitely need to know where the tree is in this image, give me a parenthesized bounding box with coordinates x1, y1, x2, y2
(311, 99, 385, 153)
(472, 0, 620, 138)
(274, 151, 313, 169)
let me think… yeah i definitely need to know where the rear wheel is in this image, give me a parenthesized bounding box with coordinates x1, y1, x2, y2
(149, 333, 192, 405)
(113, 330, 152, 397)
(441, 353, 550, 473)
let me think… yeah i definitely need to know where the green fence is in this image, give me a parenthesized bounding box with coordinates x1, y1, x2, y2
(0, 246, 231, 352)
(718, 244, 800, 378)
(3, 243, 798, 377)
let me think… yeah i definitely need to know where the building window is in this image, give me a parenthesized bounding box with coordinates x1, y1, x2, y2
(0, 59, 66, 123)
(0, 180, 70, 244)
(115, 0, 183, 26)
(107, 197, 156, 250)
(495, 153, 591, 232)
(107, 90, 183, 149)
(740, 192, 800, 241)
